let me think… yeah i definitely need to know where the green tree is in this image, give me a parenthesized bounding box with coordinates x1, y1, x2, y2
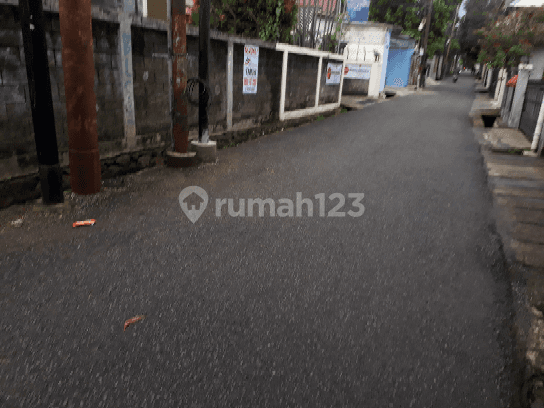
(369, 0, 461, 58)
(476, 7, 544, 67)
(190, 0, 298, 43)
(457, 0, 503, 66)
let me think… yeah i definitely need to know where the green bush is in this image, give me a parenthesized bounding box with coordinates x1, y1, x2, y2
(192, 0, 298, 43)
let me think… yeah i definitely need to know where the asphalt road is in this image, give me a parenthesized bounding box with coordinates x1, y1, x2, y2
(0, 74, 518, 407)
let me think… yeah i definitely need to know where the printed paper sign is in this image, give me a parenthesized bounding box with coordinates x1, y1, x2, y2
(243, 45, 259, 94)
(344, 64, 372, 80)
(326, 63, 342, 85)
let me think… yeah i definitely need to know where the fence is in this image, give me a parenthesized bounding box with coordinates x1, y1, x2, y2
(276, 43, 344, 121)
(519, 80, 544, 140)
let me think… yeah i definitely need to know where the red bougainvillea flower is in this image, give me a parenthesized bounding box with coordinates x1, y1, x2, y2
(493, 43, 500, 47)
(219, 14, 226, 21)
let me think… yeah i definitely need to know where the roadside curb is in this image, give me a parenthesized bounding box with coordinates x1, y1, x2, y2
(473, 125, 544, 408)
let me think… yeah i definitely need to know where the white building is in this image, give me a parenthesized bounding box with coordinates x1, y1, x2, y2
(341, 22, 396, 94)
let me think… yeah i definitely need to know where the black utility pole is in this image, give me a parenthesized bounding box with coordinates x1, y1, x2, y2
(19, 0, 64, 204)
(419, 0, 433, 88)
(198, 0, 210, 143)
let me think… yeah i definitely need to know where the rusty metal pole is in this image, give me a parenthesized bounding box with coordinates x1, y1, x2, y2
(171, 0, 189, 153)
(59, 0, 101, 194)
(19, 0, 64, 204)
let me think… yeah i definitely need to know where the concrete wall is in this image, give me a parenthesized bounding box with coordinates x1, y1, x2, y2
(286, 53, 319, 111)
(530, 47, 544, 81)
(343, 23, 389, 64)
(146, 0, 167, 21)
(131, 26, 171, 139)
(0, 5, 167, 183)
(231, 44, 282, 126)
(318, 58, 342, 104)
(342, 22, 391, 92)
(91, 0, 123, 11)
(0, 4, 35, 176)
(342, 78, 369, 94)
(0, 3, 343, 207)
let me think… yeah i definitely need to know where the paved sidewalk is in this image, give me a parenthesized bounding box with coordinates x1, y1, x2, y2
(341, 84, 436, 111)
(469, 93, 501, 127)
(472, 110, 544, 405)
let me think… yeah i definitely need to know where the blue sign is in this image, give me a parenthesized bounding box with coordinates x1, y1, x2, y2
(348, 0, 370, 22)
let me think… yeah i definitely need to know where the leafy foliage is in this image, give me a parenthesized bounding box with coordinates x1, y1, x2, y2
(190, 0, 298, 43)
(476, 7, 544, 67)
(456, 0, 503, 66)
(369, 0, 461, 58)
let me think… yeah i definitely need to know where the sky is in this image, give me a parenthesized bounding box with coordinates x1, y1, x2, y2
(459, 0, 467, 17)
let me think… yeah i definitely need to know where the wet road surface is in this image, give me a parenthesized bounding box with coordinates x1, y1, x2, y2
(0, 76, 518, 407)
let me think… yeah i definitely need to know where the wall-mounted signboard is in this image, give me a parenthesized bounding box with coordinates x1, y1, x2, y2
(326, 63, 342, 85)
(243, 45, 259, 94)
(344, 64, 372, 80)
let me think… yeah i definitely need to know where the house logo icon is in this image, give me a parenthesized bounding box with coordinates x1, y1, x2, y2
(178, 186, 208, 224)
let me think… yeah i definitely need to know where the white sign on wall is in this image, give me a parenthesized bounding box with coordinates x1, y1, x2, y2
(344, 64, 371, 79)
(326, 62, 342, 85)
(243, 45, 259, 94)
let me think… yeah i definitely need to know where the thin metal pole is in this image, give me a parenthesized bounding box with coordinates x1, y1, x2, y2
(172, 0, 189, 152)
(199, 0, 210, 143)
(19, 0, 64, 204)
(59, 0, 101, 195)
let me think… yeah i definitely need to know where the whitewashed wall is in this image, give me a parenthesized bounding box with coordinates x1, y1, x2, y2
(530, 48, 544, 81)
(343, 24, 387, 63)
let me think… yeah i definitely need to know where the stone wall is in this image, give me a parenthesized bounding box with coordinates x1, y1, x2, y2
(231, 43, 281, 127)
(285, 53, 318, 111)
(93, 19, 124, 146)
(0, 3, 344, 208)
(131, 26, 171, 141)
(0, 4, 35, 175)
(318, 58, 341, 105)
(0, 4, 172, 208)
(0, 6, 130, 178)
(185, 36, 229, 132)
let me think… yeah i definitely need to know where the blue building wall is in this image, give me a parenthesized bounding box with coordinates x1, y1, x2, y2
(385, 48, 414, 87)
(379, 30, 391, 92)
